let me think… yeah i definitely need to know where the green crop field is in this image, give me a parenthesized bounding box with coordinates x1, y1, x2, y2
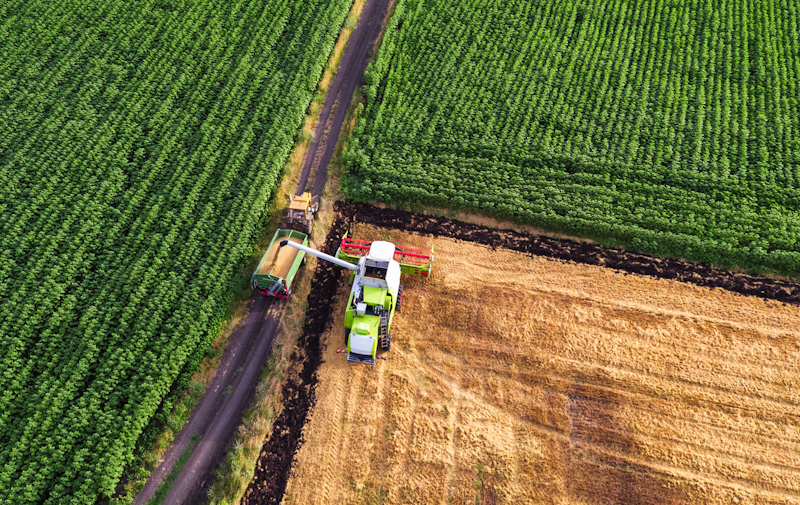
(344, 0, 800, 276)
(0, 0, 351, 502)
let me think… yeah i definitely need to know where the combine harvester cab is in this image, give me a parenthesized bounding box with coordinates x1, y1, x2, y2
(279, 233, 433, 365)
(251, 229, 309, 298)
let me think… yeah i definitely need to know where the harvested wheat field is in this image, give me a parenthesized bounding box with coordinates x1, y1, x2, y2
(282, 224, 800, 505)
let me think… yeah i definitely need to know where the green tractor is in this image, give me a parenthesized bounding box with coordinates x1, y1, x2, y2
(279, 234, 433, 364)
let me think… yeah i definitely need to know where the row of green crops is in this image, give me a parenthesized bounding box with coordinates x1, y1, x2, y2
(344, 0, 800, 276)
(0, 0, 352, 502)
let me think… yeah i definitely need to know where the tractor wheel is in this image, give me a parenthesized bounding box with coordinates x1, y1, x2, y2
(396, 284, 404, 312)
(284, 217, 292, 230)
(305, 221, 313, 235)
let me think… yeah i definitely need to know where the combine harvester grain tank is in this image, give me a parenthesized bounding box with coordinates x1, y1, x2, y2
(280, 234, 433, 364)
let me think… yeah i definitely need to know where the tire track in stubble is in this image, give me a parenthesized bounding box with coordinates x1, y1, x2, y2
(581, 445, 800, 501)
(314, 359, 351, 505)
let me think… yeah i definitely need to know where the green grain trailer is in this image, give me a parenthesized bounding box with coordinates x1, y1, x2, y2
(251, 229, 309, 298)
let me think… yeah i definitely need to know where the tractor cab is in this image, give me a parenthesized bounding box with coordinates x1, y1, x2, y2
(285, 192, 319, 235)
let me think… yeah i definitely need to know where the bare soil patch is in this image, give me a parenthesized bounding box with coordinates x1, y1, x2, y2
(283, 223, 800, 505)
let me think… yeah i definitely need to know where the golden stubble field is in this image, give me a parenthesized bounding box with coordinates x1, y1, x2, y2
(281, 225, 800, 505)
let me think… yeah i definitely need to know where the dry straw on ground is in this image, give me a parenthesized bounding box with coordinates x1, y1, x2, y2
(282, 225, 800, 505)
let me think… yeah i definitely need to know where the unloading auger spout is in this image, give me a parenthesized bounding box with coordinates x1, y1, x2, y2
(279, 240, 358, 271)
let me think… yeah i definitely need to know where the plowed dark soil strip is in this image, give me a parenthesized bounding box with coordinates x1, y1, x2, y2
(242, 200, 800, 505)
(341, 202, 800, 306)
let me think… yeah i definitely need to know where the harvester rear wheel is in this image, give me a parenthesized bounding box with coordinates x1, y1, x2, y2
(382, 332, 391, 351)
(344, 326, 349, 345)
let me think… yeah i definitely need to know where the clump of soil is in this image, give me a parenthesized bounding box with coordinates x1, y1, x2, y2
(282, 225, 800, 505)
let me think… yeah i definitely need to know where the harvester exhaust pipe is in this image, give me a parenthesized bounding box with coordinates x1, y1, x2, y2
(280, 240, 358, 271)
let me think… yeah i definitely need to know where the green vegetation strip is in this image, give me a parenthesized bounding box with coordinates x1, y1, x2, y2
(146, 435, 199, 505)
(344, 0, 800, 276)
(0, 0, 353, 502)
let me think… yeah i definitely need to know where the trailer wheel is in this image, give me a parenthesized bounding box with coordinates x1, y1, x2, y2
(396, 284, 404, 312)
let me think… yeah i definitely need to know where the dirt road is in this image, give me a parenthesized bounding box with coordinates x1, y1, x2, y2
(295, 0, 393, 197)
(134, 297, 284, 505)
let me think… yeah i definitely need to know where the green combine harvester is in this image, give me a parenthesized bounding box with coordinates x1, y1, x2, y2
(280, 234, 433, 364)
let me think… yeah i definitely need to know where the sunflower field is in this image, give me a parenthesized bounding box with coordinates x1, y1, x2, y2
(344, 0, 800, 276)
(0, 0, 352, 502)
